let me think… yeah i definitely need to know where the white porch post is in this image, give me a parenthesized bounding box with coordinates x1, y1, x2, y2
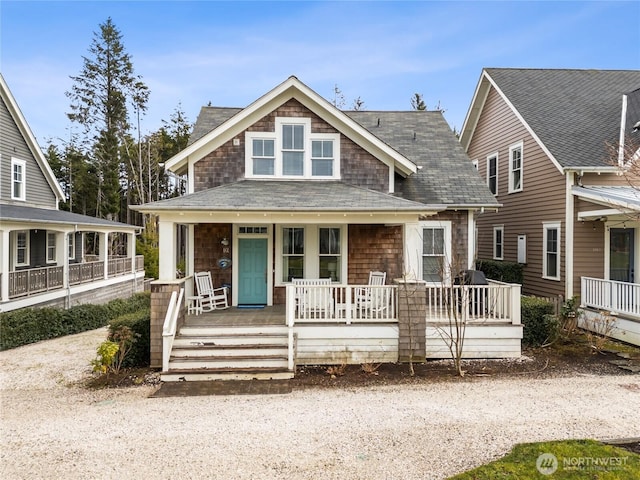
(99, 232, 108, 279)
(127, 232, 136, 273)
(565, 173, 575, 299)
(403, 221, 422, 279)
(158, 219, 177, 280)
(467, 210, 476, 269)
(187, 224, 194, 277)
(56, 231, 68, 288)
(0, 229, 10, 302)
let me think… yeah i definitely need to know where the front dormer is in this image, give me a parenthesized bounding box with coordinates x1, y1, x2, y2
(245, 117, 340, 180)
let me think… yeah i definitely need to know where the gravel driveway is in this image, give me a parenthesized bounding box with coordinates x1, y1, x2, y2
(1, 328, 639, 480)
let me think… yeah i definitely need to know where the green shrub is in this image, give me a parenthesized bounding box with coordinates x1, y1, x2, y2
(108, 308, 150, 368)
(476, 259, 524, 284)
(0, 293, 150, 351)
(521, 296, 558, 347)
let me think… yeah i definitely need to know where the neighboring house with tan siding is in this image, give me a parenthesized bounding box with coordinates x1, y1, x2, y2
(0, 73, 144, 312)
(461, 68, 640, 346)
(133, 76, 523, 381)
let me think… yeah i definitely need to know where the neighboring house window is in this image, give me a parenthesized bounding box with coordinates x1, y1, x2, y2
(68, 233, 75, 260)
(282, 227, 305, 282)
(421, 221, 451, 283)
(15, 230, 29, 266)
(47, 232, 57, 263)
(251, 138, 275, 175)
(543, 223, 561, 280)
(319, 227, 341, 281)
(493, 225, 504, 260)
(487, 153, 498, 195)
(11, 158, 26, 201)
(509, 142, 523, 193)
(245, 117, 340, 179)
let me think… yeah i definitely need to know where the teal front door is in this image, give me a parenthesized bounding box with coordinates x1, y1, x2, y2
(238, 238, 268, 305)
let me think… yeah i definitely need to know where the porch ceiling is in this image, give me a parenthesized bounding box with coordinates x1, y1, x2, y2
(133, 180, 445, 214)
(573, 186, 640, 216)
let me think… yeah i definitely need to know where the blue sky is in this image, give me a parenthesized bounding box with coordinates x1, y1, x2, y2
(2, 1, 639, 147)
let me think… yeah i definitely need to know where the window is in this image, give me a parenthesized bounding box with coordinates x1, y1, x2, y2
(15, 231, 29, 266)
(421, 221, 451, 283)
(245, 117, 340, 179)
(319, 227, 341, 281)
(493, 226, 504, 260)
(282, 227, 305, 282)
(509, 142, 523, 193)
(487, 153, 498, 195)
(543, 223, 561, 280)
(312, 140, 334, 176)
(251, 139, 275, 175)
(46, 232, 57, 263)
(11, 158, 26, 201)
(68, 233, 75, 260)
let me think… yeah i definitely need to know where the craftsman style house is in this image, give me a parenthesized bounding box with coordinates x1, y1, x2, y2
(0, 73, 144, 312)
(135, 76, 523, 379)
(461, 68, 640, 345)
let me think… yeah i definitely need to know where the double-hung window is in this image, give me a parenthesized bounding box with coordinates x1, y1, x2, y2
(47, 232, 57, 263)
(420, 221, 451, 283)
(251, 138, 275, 175)
(282, 227, 305, 282)
(245, 117, 340, 179)
(543, 222, 561, 280)
(319, 227, 341, 281)
(509, 142, 523, 193)
(493, 225, 504, 260)
(487, 153, 498, 195)
(11, 158, 26, 201)
(15, 231, 29, 266)
(68, 233, 76, 260)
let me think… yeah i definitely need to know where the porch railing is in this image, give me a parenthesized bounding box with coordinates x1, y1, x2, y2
(7, 255, 145, 299)
(425, 280, 521, 325)
(162, 288, 184, 372)
(8, 265, 64, 298)
(581, 277, 640, 318)
(286, 284, 398, 325)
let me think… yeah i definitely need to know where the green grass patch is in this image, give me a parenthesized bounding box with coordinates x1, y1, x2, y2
(449, 439, 640, 479)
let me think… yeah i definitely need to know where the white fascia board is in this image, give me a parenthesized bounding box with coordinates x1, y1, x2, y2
(460, 70, 491, 151)
(165, 76, 417, 177)
(577, 208, 627, 220)
(572, 187, 640, 212)
(0, 74, 65, 202)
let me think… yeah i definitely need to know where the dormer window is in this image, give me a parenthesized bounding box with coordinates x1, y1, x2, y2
(245, 117, 340, 179)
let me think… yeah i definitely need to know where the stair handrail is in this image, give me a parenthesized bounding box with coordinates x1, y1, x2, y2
(162, 288, 184, 372)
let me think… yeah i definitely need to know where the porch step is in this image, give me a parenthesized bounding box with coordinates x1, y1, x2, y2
(166, 324, 292, 381)
(161, 367, 294, 382)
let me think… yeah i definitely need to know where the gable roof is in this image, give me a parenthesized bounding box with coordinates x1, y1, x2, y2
(460, 68, 640, 170)
(0, 73, 65, 202)
(166, 76, 417, 177)
(346, 111, 498, 207)
(132, 180, 441, 214)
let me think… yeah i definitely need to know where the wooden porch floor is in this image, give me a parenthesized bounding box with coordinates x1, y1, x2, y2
(185, 305, 286, 327)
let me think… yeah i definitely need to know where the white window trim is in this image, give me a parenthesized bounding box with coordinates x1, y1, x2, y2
(68, 233, 76, 261)
(419, 220, 452, 285)
(486, 152, 498, 196)
(14, 230, 30, 267)
(508, 141, 523, 193)
(245, 117, 340, 180)
(11, 157, 27, 201)
(493, 225, 504, 260)
(543, 222, 561, 281)
(275, 224, 347, 285)
(46, 232, 57, 264)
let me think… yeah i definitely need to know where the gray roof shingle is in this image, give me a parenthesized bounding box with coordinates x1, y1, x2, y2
(0, 203, 138, 229)
(486, 68, 640, 168)
(133, 180, 441, 212)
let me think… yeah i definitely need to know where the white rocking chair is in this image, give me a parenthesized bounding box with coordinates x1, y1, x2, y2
(194, 271, 229, 311)
(355, 271, 387, 313)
